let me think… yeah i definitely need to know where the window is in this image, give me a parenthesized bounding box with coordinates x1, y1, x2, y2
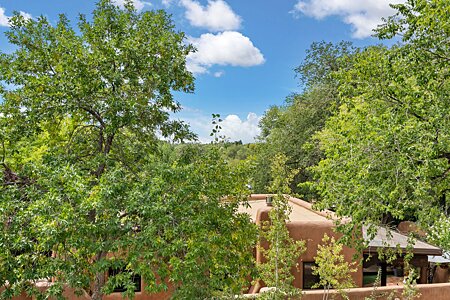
(108, 268, 141, 293)
(303, 262, 320, 289)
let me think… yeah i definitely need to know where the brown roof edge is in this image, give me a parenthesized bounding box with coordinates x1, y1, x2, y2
(248, 194, 269, 201)
(288, 196, 337, 220)
(249, 194, 341, 221)
(363, 246, 442, 256)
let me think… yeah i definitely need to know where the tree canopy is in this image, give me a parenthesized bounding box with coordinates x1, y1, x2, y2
(0, 1, 257, 299)
(252, 41, 357, 199)
(312, 0, 450, 247)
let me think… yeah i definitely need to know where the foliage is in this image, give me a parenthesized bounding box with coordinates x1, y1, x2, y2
(312, 0, 450, 247)
(401, 263, 420, 300)
(253, 41, 357, 199)
(429, 215, 450, 250)
(313, 234, 357, 299)
(210, 113, 226, 142)
(0, 1, 257, 300)
(295, 41, 356, 90)
(312, 234, 356, 300)
(256, 154, 305, 298)
(364, 268, 383, 300)
(1, 142, 258, 300)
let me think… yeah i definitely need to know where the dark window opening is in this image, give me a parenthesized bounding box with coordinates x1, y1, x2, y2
(108, 268, 141, 293)
(362, 256, 380, 287)
(303, 262, 320, 289)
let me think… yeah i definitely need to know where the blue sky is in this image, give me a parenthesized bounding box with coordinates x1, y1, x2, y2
(0, 0, 403, 143)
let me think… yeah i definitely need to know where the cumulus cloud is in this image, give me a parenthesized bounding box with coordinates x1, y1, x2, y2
(219, 113, 261, 143)
(0, 8, 9, 27)
(180, 0, 241, 31)
(178, 109, 261, 143)
(19, 11, 32, 20)
(187, 31, 265, 74)
(112, 0, 151, 11)
(292, 0, 405, 38)
(0, 7, 32, 27)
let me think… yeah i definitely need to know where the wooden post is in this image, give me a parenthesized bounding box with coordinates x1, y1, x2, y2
(380, 262, 387, 286)
(419, 265, 428, 284)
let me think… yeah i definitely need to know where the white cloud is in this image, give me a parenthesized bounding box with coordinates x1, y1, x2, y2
(112, 0, 151, 11)
(180, 0, 241, 31)
(162, 0, 174, 7)
(0, 8, 9, 27)
(19, 11, 32, 20)
(219, 113, 261, 143)
(0, 7, 32, 27)
(187, 31, 265, 74)
(213, 71, 224, 78)
(292, 0, 405, 38)
(177, 109, 261, 143)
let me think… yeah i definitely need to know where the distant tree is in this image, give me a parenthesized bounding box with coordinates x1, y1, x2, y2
(253, 41, 357, 198)
(295, 40, 356, 90)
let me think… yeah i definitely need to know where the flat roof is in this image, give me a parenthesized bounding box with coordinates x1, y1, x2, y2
(238, 198, 328, 222)
(363, 226, 442, 256)
(241, 194, 442, 256)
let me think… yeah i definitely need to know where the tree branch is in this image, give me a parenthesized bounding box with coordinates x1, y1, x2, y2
(67, 124, 101, 153)
(1, 139, 5, 164)
(425, 49, 450, 63)
(383, 92, 427, 122)
(79, 105, 106, 128)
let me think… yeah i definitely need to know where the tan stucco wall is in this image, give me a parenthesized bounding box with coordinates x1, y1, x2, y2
(301, 282, 450, 300)
(8, 282, 450, 300)
(1, 285, 172, 300)
(254, 205, 363, 291)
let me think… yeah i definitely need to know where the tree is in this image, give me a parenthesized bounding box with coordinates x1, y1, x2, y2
(295, 41, 356, 91)
(312, 0, 450, 247)
(312, 234, 356, 300)
(257, 154, 305, 298)
(253, 42, 357, 199)
(1, 0, 195, 184)
(0, 1, 257, 299)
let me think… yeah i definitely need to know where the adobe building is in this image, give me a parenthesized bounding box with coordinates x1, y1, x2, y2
(240, 194, 445, 294)
(5, 194, 449, 300)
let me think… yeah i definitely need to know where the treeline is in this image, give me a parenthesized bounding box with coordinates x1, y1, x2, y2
(252, 41, 356, 199)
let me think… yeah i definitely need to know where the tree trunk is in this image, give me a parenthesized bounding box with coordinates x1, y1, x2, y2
(95, 134, 114, 178)
(91, 252, 107, 300)
(91, 271, 106, 300)
(90, 132, 114, 300)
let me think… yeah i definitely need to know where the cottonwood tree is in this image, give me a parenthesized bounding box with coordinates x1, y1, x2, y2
(0, 1, 256, 299)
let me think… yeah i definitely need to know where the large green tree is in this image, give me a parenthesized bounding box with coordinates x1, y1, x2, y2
(0, 1, 256, 299)
(253, 41, 357, 199)
(312, 0, 450, 247)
